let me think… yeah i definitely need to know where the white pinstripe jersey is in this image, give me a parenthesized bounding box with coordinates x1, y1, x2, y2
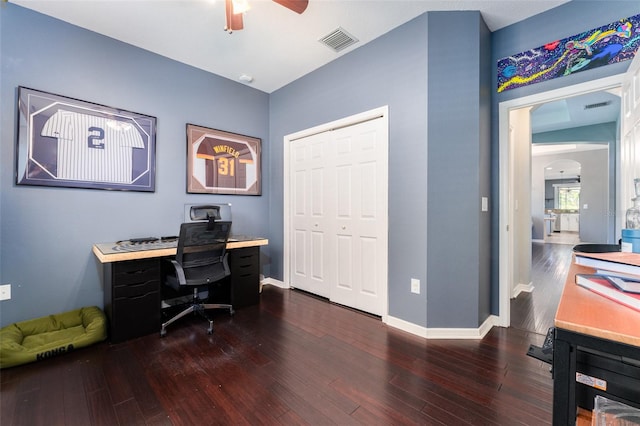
(41, 110, 145, 183)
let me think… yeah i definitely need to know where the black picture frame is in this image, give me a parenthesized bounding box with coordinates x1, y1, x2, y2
(15, 86, 157, 192)
(186, 123, 261, 195)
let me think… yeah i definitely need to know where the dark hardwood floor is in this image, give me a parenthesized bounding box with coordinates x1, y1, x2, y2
(1, 285, 555, 425)
(511, 240, 574, 335)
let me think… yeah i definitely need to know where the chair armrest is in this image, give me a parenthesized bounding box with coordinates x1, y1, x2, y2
(169, 259, 188, 285)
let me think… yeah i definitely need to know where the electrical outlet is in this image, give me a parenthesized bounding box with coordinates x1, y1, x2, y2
(411, 278, 420, 294)
(0, 284, 11, 301)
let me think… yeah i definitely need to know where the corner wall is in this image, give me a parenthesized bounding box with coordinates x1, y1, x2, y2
(271, 11, 491, 330)
(270, 14, 431, 326)
(426, 12, 492, 328)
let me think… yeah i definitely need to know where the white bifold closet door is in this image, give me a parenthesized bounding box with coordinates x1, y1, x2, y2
(290, 116, 387, 316)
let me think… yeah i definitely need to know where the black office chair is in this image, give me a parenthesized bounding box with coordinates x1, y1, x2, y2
(160, 220, 234, 337)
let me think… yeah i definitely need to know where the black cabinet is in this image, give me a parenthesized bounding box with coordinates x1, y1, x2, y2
(576, 347, 640, 411)
(229, 246, 261, 308)
(102, 246, 261, 343)
(103, 258, 161, 343)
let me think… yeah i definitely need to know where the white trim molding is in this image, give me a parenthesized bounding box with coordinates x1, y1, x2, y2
(386, 314, 500, 339)
(261, 278, 288, 289)
(512, 282, 534, 299)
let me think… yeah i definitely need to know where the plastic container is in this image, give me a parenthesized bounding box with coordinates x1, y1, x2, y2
(594, 395, 640, 425)
(621, 229, 640, 253)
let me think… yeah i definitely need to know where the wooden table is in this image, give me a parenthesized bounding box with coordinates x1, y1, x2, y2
(93, 236, 268, 263)
(553, 260, 640, 425)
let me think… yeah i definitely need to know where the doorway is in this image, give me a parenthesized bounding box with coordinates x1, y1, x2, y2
(539, 158, 582, 245)
(498, 75, 623, 328)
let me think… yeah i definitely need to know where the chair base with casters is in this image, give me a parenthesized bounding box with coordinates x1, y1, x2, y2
(160, 220, 234, 337)
(160, 287, 234, 337)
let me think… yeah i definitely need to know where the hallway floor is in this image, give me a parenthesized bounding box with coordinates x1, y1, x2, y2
(543, 231, 580, 246)
(511, 241, 575, 336)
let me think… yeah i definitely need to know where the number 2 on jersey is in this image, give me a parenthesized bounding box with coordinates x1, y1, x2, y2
(87, 126, 105, 149)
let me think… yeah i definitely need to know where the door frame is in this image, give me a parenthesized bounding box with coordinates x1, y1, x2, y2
(283, 105, 389, 320)
(498, 75, 622, 327)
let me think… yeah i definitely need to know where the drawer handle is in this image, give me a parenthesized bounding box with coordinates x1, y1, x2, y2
(129, 282, 150, 288)
(116, 280, 156, 288)
(128, 291, 155, 300)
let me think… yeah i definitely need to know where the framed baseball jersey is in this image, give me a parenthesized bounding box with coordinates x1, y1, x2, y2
(187, 124, 261, 195)
(16, 87, 156, 192)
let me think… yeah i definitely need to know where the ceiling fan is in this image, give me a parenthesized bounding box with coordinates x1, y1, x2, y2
(225, 0, 309, 33)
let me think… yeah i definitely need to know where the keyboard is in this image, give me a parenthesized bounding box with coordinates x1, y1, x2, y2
(95, 237, 178, 255)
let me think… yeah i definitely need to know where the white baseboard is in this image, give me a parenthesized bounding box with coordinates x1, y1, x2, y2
(385, 315, 429, 338)
(512, 282, 534, 299)
(261, 277, 288, 289)
(262, 279, 499, 339)
(386, 314, 500, 339)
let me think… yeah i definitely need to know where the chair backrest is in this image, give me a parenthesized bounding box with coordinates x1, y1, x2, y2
(175, 221, 232, 285)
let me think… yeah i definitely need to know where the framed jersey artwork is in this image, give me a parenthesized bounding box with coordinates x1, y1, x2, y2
(15, 86, 157, 192)
(186, 123, 261, 195)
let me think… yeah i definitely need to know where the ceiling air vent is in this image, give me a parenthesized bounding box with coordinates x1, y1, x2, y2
(584, 101, 612, 110)
(319, 27, 359, 52)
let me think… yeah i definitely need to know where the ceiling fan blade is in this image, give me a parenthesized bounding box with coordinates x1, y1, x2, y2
(272, 0, 308, 14)
(225, 0, 244, 32)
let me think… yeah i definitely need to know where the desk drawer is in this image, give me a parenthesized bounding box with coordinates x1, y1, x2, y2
(114, 280, 159, 299)
(114, 259, 159, 286)
(105, 258, 161, 343)
(112, 291, 161, 343)
(230, 261, 260, 277)
(230, 247, 260, 275)
(229, 247, 260, 308)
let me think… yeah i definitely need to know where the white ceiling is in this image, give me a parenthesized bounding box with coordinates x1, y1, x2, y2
(531, 89, 620, 180)
(531, 89, 621, 134)
(11, 0, 569, 93)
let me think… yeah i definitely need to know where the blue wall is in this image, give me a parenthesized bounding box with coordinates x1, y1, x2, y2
(0, 5, 270, 326)
(491, 0, 640, 313)
(3, 1, 640, 330)
(270, 11, 491, 329)
(270, 14, 431, 327)
(426, 12, 492, 327)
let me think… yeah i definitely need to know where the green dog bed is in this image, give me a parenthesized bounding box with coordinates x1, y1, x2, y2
(0, 306, 107, 369)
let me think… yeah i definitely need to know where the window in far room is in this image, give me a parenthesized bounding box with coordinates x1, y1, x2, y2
(556, 186, 580, 210)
